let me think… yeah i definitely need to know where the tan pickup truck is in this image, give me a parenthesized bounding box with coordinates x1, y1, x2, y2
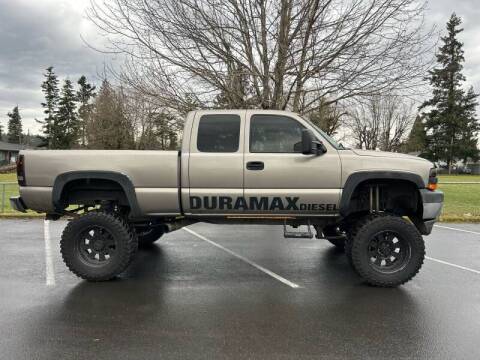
(10, 110, 443, 286)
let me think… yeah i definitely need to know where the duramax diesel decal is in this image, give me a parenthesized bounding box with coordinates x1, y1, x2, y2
(189, 196, 337, 212)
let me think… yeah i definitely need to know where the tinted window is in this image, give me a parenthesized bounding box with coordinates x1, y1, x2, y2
(197, 114, 241, 152)
(250, 115, 305, 153)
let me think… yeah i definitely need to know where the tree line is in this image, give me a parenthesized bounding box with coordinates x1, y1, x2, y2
(37, 67, 97, 149)
(0, 67, 180, 150)
(38, 67, 180, 150)
(1, 2, 478, 172)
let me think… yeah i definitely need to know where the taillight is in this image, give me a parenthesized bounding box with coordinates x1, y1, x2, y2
(427, 168, 437, 191)
(16, 155, 26, 186)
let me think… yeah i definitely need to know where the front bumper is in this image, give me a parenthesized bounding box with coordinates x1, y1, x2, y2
(9, 196, 27, 213)
(415, 189, 443, 235)
(420, 189, 444, 220)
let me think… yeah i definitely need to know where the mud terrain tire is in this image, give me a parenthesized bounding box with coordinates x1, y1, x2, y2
(350, 215, 425, 287)
(61, 212, 138, 281)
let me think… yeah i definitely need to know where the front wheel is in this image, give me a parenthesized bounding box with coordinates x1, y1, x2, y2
(350, 215, 425, 287)
(60, 212, 138, 281)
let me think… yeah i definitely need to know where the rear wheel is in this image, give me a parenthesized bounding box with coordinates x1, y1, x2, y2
(60, 212, 138, 281)
(350, 215, 425, 287)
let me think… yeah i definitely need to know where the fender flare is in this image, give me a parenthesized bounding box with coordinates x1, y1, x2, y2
(52, 171, 141, 217)
(340, 171, 425, 217)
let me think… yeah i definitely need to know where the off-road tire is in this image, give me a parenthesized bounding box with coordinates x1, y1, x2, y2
(60, 212, 138, 281)
(350, 215, 425, 287)
(136, 225, 167, 247)
(345, 238, 353, 264)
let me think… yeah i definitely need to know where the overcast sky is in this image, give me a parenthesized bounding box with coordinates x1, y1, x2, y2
(0, 0, 479, 135)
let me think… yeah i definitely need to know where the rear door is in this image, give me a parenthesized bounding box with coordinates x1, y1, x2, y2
(243, 111, 342, 216)
(187, 111, 246, 214)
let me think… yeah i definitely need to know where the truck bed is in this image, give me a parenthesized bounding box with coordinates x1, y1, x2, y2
(20, 150, 180, 215)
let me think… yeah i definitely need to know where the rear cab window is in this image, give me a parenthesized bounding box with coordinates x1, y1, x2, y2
(197, 114, 241, 153)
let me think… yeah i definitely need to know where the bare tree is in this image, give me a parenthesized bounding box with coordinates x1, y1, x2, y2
(345, 95, 415, 151)
(87, 0, 434, 114)
(379, 97, 415, 151)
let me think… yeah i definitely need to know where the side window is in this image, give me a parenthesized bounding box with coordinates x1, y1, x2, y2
(197, 114, 241, 152)
(250, 115, 305, 153)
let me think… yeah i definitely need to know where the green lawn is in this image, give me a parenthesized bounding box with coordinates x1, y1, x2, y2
(436, 175, 480, 220)
(439, 174, 480, 183)
(438, 183, 480, 219)
(0, 172, 20, 214)
(0, 173, 17, 182)
(1, 172, 479, 221)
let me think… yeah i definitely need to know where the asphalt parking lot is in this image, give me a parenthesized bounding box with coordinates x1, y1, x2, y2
(0, 219, 479, 359)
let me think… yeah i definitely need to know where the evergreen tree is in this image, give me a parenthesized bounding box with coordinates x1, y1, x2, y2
(420, 14, 480, 170)
(405, 115, 427, 153)
(459, 86, 480, 162)
(137, 112, 179, 150)
(7, 106, 23, 144)
(56, 79, 79, 149)
(87, 80, 135, 149)
(77, 76, 96, 147)
(0, 121, 3, 140)
(38, 67, 60, 148)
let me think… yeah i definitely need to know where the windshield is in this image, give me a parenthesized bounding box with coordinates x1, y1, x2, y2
(302, 117, 345, 150)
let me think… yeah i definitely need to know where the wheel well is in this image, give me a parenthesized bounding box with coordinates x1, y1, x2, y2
(345, 179, 421, 218)
(59, 178, 129, 209)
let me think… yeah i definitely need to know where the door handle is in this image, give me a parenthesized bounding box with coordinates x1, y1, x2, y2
(246, 161, 264, 170)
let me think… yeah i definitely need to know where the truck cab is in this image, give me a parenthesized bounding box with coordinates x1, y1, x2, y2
(181, 109, 341, 217)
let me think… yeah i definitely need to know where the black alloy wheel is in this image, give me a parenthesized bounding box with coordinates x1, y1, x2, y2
(366, 230, 411, 273)
(77, 225, 118, 265)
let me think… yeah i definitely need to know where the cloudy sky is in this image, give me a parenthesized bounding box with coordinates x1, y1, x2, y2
(0, 0, 479, 135)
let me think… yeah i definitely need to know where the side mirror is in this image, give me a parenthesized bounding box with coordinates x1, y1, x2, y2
(301, 129, 315, 154)
(301, 129, 327, 155)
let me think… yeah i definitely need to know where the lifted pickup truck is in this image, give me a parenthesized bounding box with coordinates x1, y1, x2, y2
(11, 110, 443, 287)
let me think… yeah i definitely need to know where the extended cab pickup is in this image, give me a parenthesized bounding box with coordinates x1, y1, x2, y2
(11, 109, 443, 287)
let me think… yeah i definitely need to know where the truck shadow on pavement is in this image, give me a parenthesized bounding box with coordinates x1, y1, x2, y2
(20, 242, 437, 359)
(56, 245, 169, 324)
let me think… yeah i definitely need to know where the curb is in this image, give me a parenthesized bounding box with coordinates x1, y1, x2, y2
(0, 213, 45, 219)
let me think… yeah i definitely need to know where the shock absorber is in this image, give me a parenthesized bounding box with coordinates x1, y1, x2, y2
(369, 185, 381, 213)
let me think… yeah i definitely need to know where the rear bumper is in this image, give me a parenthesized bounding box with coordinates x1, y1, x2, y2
(9, 196, 27, 213)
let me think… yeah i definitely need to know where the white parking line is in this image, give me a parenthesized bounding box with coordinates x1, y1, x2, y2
(434, 225, 480, 236)
(183, 227, 302, 289)
(43, 220, 56, 286)
(426, 256, 480, 275)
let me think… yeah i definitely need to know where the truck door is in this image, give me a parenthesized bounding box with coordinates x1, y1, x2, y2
(186, 111, 246, 214)
(243, 111, 342, 215)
